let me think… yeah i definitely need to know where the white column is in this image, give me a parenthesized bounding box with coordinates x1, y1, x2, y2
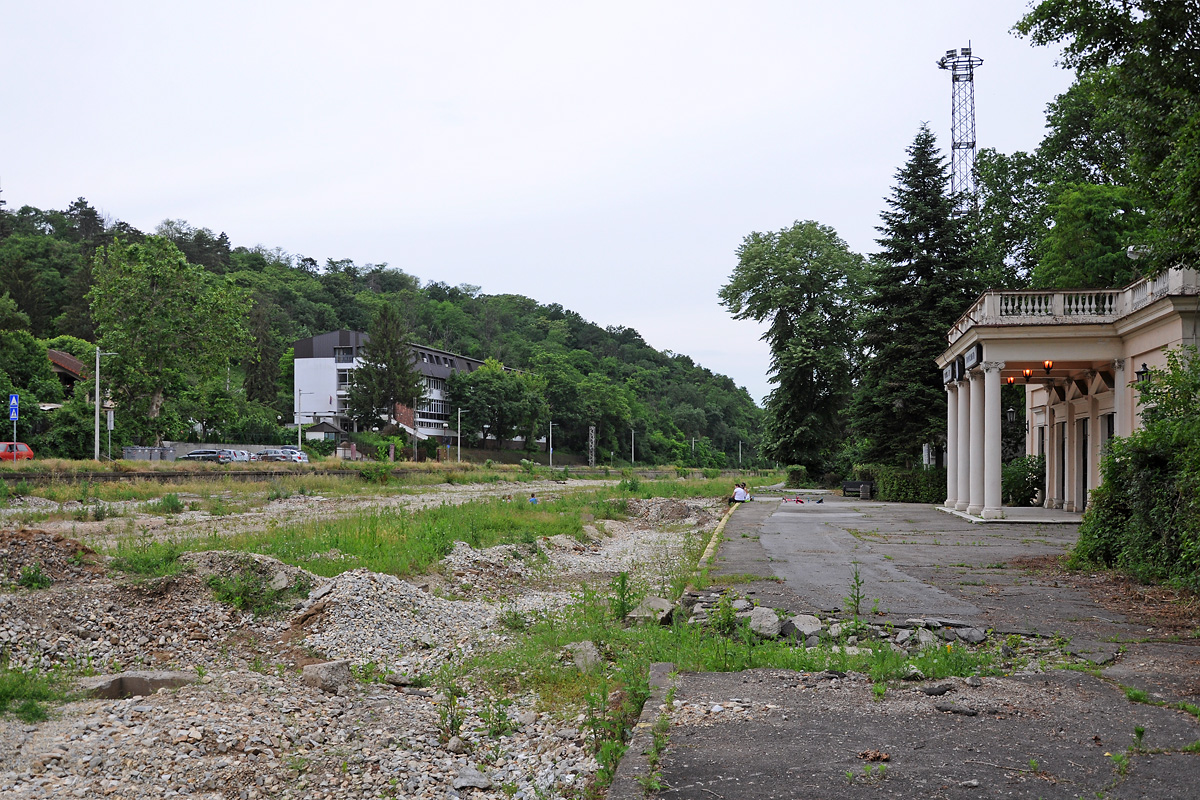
(1064, 402, 1077, 512)
(1044, 404, 1057, 509)
(1087, 395, 1100, 504)
(982, 361, 1005, 519)
(956, 378, 971, 511)
(945, 384, 958, 508)
(1112, 359, 1130, 438)
(968, 369, 985, 516)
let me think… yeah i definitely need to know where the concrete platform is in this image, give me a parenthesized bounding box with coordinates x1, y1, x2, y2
(938, 505, 1084, 524)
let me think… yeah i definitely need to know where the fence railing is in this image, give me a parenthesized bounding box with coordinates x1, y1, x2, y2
(948, 267, 1199, 344)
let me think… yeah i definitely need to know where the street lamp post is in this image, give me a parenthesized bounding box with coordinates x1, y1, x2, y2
(443, 422, 449, 461)
(93, 349, 116, 461)
(457, 407, 462, 462)
(549, 420, 554, 469)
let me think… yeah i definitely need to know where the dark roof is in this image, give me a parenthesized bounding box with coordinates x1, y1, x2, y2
(291, 331, 488, 378)
(306, 421, 344, 434)
(47, 349, 87, 380)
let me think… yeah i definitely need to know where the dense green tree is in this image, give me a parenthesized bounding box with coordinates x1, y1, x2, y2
(0, 235, 81, 336)
(720, 220, 864, 471)
(89, 236, 250, 444)
(1016, 0, 1200, 268)
(1033, 183, 1148, 288)
(244, 300, 281, 405)
(448, 359, 545, 450)
(854, 125, 979, 466)
(346, 303, 426, 430)
(0, 293, 31, 332)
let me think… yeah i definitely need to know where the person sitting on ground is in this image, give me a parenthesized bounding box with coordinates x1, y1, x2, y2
(740, 483, 753, 501)
(729, 484, 749, 504)
(528, 492, 538, 505)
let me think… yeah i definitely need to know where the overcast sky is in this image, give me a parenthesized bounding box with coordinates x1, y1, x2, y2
(2, 1, 1073, 404)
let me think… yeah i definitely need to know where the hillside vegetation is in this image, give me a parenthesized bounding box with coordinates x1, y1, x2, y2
(0, 199, 761, 464)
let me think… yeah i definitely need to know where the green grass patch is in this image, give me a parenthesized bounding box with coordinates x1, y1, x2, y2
(205, 496, 599, 579)
(0, 660, 70, 722)
(109, 537, 186, 578)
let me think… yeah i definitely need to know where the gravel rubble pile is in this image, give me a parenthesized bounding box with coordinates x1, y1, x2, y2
(0, 494, 722, 799)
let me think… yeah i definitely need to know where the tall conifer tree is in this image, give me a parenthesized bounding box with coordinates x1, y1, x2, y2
(347, 303, 425, 429)
(854, 125, 979, 466)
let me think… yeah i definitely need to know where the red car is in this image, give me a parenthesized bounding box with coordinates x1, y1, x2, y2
(1, 442, 34, 461)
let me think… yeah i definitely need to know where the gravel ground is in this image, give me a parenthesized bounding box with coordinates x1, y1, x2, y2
(0, 492, 720, 800)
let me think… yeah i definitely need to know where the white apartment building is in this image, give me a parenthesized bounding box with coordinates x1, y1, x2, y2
(293, 330, 485, 445)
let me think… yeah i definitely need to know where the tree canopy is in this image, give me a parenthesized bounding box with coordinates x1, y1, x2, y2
(720, 220, 864, 472)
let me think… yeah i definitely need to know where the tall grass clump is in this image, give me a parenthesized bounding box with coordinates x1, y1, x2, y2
(109, 537, 186, 577)
(216, 496, 589, 578)
(0, 658, 69, 722)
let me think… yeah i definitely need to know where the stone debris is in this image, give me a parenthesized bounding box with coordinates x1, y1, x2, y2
(0, 497, 719, 799)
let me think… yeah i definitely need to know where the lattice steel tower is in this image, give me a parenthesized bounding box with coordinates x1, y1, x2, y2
(936, 45, 984, 213)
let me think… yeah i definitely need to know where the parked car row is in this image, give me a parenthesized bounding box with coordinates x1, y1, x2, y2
(178, 446, 309, 464)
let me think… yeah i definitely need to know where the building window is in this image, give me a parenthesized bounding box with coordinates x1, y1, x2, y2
(333, 347, 355, 364)
(337, 369, 354, 388)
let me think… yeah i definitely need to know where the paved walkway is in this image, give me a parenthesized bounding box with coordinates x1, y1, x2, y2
(612, 496, 1200, 800)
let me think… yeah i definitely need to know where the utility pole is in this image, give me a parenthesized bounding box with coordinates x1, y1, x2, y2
(93, 349, 115, 460)
(457, 407, 462, 462)
(631, 429, 635, 467)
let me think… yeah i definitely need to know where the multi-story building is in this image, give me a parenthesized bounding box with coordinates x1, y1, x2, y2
(292, 330, 485, 447)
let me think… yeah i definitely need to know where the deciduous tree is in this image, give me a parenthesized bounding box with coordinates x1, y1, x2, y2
(88, 236, 249, 444)
(720, 220, 864, 471)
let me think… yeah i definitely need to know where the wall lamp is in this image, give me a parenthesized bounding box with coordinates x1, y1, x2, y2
(1043, 359, 1054, 375)
(1022, 368, 1033, 383)
(1007, 376, 1015, 386)
(1006, 406, 1016, 424)
(1135, 363, 1151, 383)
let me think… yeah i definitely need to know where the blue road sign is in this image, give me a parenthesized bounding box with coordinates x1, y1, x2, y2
(8, 394, 17, 421)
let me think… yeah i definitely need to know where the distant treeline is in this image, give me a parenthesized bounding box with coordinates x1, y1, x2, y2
(0, 198, 762, 464)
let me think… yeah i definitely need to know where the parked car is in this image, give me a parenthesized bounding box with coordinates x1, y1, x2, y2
(178, 449, 232, 464)
(286, 450, 310, 463)
(0, 442, 34, 461)
(254, 449, 291, 462)
(232, 450, 251, 462)
(280, 444, 300, 452)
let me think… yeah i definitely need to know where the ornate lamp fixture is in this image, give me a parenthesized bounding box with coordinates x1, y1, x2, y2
(1006, 406, 1016, 424)
(1135, 363, 1151, 383)
(1022, 368, 1033, 383)
(1043, 359, 1054, 375)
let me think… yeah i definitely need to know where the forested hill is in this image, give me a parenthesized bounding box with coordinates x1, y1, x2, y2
(0, 196, 762, 465)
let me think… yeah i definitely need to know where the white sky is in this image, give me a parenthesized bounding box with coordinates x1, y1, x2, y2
(2, 1, 1072, 405)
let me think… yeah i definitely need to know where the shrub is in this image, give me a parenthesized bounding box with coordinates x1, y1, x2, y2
(702, 468, 721, 480)
(359, 463, 392, 485)
(871, 465, 945, 504)
(1002, 455, 1045, 506)
(1072, 347, 1200, 589)
(18, 563, 51, 590)
(149, 493, 184, 515)
(785, 465, 808, 488)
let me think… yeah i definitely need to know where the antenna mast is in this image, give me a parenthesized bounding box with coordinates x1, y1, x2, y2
(936, 44, 984, 214)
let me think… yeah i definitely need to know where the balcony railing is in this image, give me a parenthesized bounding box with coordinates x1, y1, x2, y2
(948, 267, 1199, 344)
